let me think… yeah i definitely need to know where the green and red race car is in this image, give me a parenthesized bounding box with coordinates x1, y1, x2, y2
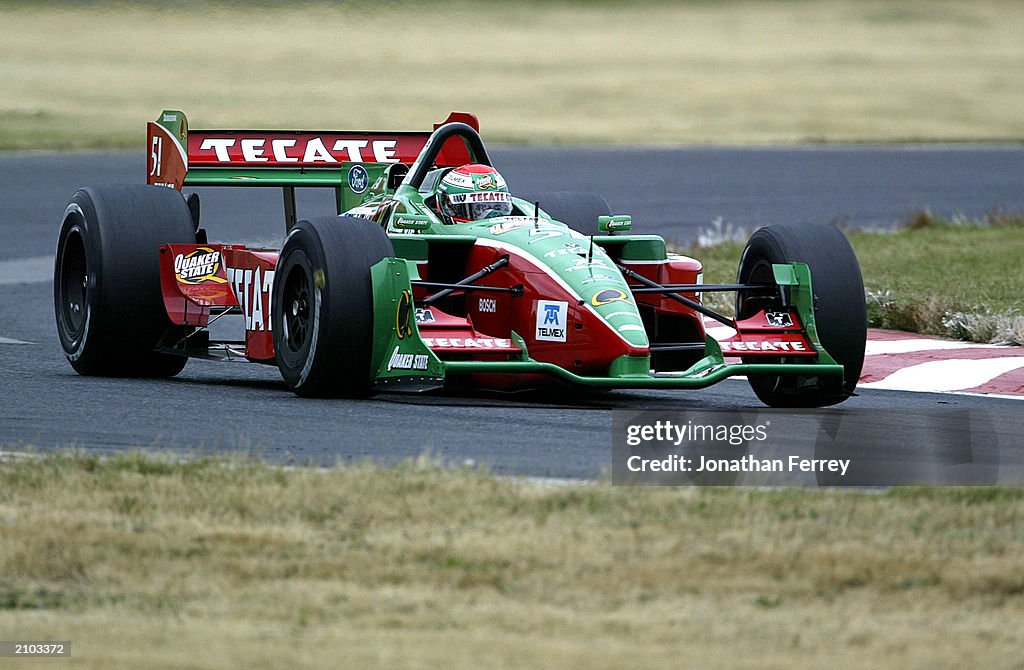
(54, 111, 866, 407)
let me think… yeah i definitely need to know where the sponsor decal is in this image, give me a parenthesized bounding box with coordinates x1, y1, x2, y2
(564, 258, 611, 272)
(720, 340, 808, 352)
(396, 290, 414, 339)
(422, 337, 513, 349)
(347, 204, 381, 220)
(591, 288, 631, 306)
(387, 345, 430, 372)
(766, 312, 795, 327)
(227, 267, 275, 331)
(414, 308, 436, 324)
(598, 215, 632, 233)
(580, 274, 616, 285)
(393, 216, 427, 230)
(478, 297, 497, 313)
(174, 247, 228, 285)
(448, 191, 511, 204)
(475, 174, 496, 190)
(487, 218, 553, 234)
(442, 171, 476, 188)
(489, 221, 527, 235)
(527, 227, 564, 244)
(196, 137, 399, 164)
(536, 300, 568, 342)
(544, 242, 587, 258)
(348, 164, 370, 194)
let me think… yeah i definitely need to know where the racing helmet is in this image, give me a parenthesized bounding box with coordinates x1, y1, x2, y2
(433, 164, 513, 224)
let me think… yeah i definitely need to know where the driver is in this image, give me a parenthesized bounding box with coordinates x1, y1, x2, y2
(431, 164, 514, 224)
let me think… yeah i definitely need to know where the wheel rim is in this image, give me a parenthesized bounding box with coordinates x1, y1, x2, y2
(281, 264, 311, 354)
(58, 227, 89, 339)
(737, 259, 778, 319)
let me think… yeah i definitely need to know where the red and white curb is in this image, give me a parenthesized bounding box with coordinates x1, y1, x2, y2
(859, 329, 1024, 398)
(705, 320, 1024, 399)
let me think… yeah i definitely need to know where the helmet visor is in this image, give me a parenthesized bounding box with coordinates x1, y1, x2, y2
(443, 191, 513, 221)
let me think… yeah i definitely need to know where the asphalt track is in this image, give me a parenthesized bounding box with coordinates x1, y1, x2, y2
(1, 147, 1023, 479)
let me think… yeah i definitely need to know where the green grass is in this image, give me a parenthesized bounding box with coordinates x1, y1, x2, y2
(2, 451, 1023, 668)
(2, 1, 1023, 150)
(688, 214, 1024, 344)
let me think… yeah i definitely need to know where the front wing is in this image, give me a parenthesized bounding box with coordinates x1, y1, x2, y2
(367, 259, 844, 391)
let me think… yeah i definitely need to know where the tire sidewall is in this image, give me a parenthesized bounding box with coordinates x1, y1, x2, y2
(55, 200, 102, 367)
(272, 216, 393, 397)
(273, 233, 324, 390)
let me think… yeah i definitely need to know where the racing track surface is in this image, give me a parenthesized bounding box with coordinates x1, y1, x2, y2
(2, 147, 1023, 479)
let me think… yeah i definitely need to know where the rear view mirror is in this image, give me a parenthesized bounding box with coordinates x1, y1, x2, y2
(598, 215, 632, 233)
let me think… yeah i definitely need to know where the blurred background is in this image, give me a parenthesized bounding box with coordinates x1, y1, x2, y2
(1, 0, 1022, 149)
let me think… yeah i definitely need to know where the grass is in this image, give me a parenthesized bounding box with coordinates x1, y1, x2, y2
(688, 213, 1024, 344)
(2, 451, 1023, 668)
(1, 0, 1023, 150)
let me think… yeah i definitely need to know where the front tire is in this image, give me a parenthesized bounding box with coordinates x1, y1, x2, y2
(54, 185, 195, 377)
(736, 223, 866, 407)
(272, 216, 394, 398)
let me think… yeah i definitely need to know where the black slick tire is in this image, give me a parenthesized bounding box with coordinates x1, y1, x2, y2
(735, 223, 866, 408)
(272, 216, 394, 398)
(54, 185, 195, 377)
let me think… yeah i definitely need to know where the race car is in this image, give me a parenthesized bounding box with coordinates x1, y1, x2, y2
(54, 110, 867, 407)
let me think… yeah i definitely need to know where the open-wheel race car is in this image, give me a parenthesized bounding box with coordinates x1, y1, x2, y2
(54, 111, 867, 407)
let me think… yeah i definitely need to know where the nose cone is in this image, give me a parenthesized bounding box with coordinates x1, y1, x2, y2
(584, 285, 649, 350)
(474, 218, 649, 369)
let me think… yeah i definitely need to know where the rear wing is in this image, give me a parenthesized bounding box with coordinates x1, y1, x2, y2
(146, 109, 480, 221)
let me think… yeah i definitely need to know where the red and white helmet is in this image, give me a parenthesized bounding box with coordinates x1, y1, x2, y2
(433, 164, 513, 224)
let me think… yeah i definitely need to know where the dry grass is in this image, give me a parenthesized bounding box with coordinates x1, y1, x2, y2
(1, 1, 1023, 149)
(2, 452, 1024, 668)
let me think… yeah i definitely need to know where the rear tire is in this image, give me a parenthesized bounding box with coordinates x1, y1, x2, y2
(736, 223, 866, 408)
(520, 191, 612, 233)
(272, 216, 394, 398)
(54, 185, 195, 377)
